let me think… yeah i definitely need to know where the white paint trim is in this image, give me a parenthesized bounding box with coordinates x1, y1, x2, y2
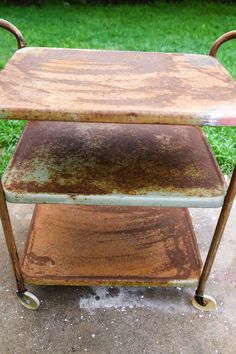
(4, 188, 224, 208)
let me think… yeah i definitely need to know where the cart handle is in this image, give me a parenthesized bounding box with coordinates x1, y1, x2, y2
(0, 19, 26, 50)
(210, 30, 236, 57)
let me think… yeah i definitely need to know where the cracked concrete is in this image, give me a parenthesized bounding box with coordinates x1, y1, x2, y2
(0, 202, 235, 354)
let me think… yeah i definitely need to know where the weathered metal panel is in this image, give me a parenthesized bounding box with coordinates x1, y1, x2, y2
(2, 122, 226, 207)
(21, 205, 202, 287)
(0, 47, 236, 126)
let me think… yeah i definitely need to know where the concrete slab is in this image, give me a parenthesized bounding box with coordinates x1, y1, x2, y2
(0, 202, 235, 354)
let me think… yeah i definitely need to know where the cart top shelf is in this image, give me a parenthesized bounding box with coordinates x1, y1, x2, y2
(0, 47, 236, 126)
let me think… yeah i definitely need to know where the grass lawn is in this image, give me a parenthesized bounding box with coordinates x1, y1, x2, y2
(0, 0, 235, 175)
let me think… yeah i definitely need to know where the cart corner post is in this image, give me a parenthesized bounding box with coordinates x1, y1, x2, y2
(209, 30, 236, 58)
(0, 178, 26, 293)
(0, 179, 40, 310)
(193, 166, 236, 311)
(0, 18, 25, 295)
(193, 30, 236, 311)
(0, 19, 26, 49)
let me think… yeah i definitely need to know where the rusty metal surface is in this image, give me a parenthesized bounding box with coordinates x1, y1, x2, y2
(0, 47, 236, 126)
(2, 122, 226, 207)
(21, 204, 202, 286)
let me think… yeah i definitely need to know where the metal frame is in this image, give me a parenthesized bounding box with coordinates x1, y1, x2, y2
(209, 30, 236, 57)
(195, 168, 236, 305)
(0, 19, 26, 49)
(193, 32, 236, 309)
(0, 179, 26, 293)
(0, 20, 26, 295)
(0, 20, 235, 310)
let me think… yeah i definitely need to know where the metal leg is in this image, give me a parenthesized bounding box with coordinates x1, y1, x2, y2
(0, 179, 26, 293)
(0, 179, 40, 310)
(193, 166, 236, 311)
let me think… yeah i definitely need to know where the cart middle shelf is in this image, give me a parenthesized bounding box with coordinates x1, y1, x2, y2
(2, 121, 226, 208)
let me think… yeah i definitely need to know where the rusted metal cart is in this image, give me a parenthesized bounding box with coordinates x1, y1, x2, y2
(0, 19, 235, 311)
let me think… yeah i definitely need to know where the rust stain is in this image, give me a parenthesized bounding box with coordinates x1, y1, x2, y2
(0, 47, 236, 125)
(3, 122, 226, 198)
(28, 252, 55, 267)
(21, 205, 202, 285)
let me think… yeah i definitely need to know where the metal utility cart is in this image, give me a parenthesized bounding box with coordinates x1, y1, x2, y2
(0, 19, 235, 311)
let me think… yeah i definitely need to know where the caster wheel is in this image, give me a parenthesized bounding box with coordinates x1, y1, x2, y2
(17, 291, 40, 310)
(192, 295, 217, 312)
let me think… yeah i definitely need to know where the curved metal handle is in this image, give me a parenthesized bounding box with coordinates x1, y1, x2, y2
(0, 19, 26, 49)
(210, 30, 236, 57)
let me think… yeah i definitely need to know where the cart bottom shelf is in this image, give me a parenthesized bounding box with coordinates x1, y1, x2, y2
(22, 205, 202, 287)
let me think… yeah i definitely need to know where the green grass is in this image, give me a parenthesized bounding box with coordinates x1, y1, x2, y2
(0, 0, 235, 174)
(0, 120, 25, 175)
